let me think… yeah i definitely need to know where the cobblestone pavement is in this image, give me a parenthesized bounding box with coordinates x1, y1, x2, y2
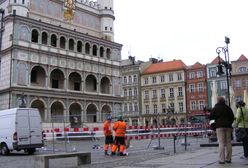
(0, 136, 210, 168)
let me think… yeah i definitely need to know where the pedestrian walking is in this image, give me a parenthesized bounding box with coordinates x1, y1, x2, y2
(103, 115, 114, 156)
(111, 115, 126, 156)
(210, 96, 234, 164)
(235, 100, 248, 160)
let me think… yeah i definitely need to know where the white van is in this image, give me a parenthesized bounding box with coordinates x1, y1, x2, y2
(0, 108, 44, 155)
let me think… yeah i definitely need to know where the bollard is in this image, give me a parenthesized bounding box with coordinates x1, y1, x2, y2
(173, 136, 177, 153)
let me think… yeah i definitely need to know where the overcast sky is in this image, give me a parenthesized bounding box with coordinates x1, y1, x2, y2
(113, 0, 248, 65)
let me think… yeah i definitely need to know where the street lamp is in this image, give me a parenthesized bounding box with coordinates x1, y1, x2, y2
(216, 36, 231, 107)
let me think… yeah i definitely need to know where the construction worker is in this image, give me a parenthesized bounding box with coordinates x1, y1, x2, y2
(111, 115, 126, 156)
(103, 115, 113, 156)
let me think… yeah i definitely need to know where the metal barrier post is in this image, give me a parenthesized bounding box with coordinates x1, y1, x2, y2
(173, 135, 176, 153)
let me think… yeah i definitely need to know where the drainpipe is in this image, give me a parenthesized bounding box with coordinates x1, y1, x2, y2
(0, 8, 4, 53)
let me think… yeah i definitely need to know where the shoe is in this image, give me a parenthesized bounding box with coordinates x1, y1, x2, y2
(119, 152, 127, 156)
(240, 156, 248, 160)
(225, 160, 231, 163)
(219, 161, 225, 164)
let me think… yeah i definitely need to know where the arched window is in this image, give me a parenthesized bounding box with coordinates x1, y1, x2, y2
(106, 48, 111, 59)
(69, 39, 74, 51)
(85, 43, 90, 54)
(100, 47, 104, 57)
(31, 29, 39, 43)
(92, 45, 97, 56)
(41, 32, 48, 45)
(51, 34, 57, 47)
(77, 41, 82, 52)
(60, 36, 66, 49)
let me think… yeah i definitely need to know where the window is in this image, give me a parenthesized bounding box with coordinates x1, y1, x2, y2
(105, 27, 107, 30)
(14, 0, 16, 3)
(92, 45, 97, 56)
(160, 89, 165, 98)
(124, 89, 127, 97)
(124, 103, 127, 112)
(178, 87, 183, 97)
(199, 100, 205, 110)
(123, 77, 127, 84)
(169, 74, 173, 81)
(169, 103, 175, 113)
(74, 82, 80, 91)
(144, 78, 148, 84)
(145, 105, 149, 114)
(41, 32, 48, 45)
(133, 75, 137, 83)
(160, 75, 165, 83)
(179, 102, 183, 112)
(189, 72, 195, 79)
(198, 82, 203, 92)
(106, 48, 111, 59)
(60, 36, 66, 49)
(220, 81, 227, 90)
(31, 69, 37, 83)
(134, 102, 138, 111)
(51, 34, 57, 47)
(77, 41, 82, 52)
(52, 79, 59, 88)
(153, 104, 157, 114)
(69, 39, 74, 51)
(110, 27, 113, 31)
(162, 104, 166, 113)
(144, 90, 149, 99)
(134, 88, 137, 96)
(31, 29, 39, 43)
(177, 73, 182, 81)
(152, 90, 157, 99)
(128, 76, 132, 83)
(191, 101, 197, 110)
(129, 103, 133, 112)
(100, 47, 104, 57)
(235, 79, 241, 88)
(85, 43, 90, 54)
(197, 71, 203, 78)
(246, 79, 248, 87)
(189, 84, 195, 93)
(210, 68, 216, 77)
(129, 88, 132, 97)
(152, 76, 157, 83)
(169, 88, 174, 97)
(238, 67, 247, 73)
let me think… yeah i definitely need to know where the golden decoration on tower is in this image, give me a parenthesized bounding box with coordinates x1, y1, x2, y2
(64, 0, 75, 21)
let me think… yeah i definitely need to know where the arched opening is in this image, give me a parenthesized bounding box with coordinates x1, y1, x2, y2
(69, 39, 74, 51)
(51, 101, 64, 122)
(86, 104, 97, 122)
(100, 76, 110, 94)
(31, 100, 45, 122)
(50, 34, 57, 47)
(92, 45, 97, 56)
(106, 48, 111, 59)
(77, 41, 82, 52)
(85, 43, 90, 54)
(85, 74, 97, 92)
(41, 32, 48, 45)
(69, 103, 81, 128)
(100, 47, 104, 57)
(60, 36, 66, 49)
(101, 105, 111, 121)
(50, 69, 64, 89)
(31, 29, 39, 43)
(68, 72, 81, 91)
(30, 66, 46, 87)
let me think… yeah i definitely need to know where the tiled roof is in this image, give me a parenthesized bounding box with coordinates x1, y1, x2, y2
(188, 62, 205, 69)
(237, 54, 248, 61)
(143, 59, 186, 74)
(211, 56, 224, 64)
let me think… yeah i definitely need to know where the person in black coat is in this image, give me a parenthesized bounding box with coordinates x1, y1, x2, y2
(210, 96, 234, 164)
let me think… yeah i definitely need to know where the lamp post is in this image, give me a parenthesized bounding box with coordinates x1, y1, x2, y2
(216, 36, 231, 107)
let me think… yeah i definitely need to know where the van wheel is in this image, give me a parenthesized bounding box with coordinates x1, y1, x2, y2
(1, 143, 10, 156)
(26, 148, 36, 155)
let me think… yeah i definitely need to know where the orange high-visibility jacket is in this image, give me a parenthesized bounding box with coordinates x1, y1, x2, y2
(113, 120, 126, 137)
(103, 120, 112, 136)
